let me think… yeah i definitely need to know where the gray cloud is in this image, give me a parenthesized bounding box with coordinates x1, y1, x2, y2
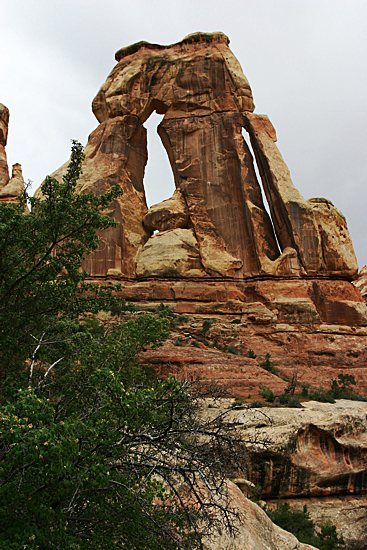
(2, 0, 366, 265)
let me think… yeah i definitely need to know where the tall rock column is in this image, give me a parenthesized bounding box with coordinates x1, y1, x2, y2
(0, 104, 10, 189)
(42, 115, 151, 278)
(159, 112, 279, 277)
(244, 113, 357, 278)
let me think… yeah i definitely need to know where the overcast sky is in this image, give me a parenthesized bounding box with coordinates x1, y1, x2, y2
(1, 0, 366, 267)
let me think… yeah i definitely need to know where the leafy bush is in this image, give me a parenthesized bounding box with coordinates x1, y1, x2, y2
(264, 501, 345, 549)
(259, 385, 275, 403)
(248, 349, 257, 358)
(0, 143, 243, 549)
(260, 354, 279, 376)
(277, 393, 301, 408)
(250, 400, 264, 408)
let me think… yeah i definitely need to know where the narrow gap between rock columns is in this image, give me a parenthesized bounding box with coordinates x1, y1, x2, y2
(242, 127, 282, 254)
(143, 112, 176, 208)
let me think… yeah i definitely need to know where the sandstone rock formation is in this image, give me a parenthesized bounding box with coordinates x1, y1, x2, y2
(355, 266, 367, 303)
(203, 481, 316, 549)
(229, 399, 367, 499)
(0, 104, 10, 189)
(0, 104, 26, 203)
(143, 189, 188, 232)
(208, 399, 367, 548)
(38, 31, 358, 284)
(136, 228, 207, 278)
(0, 163, 25, 203)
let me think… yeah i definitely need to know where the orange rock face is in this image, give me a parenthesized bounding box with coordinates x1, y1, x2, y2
(31, 33, 367, 396)
(38, 31, 358, 283)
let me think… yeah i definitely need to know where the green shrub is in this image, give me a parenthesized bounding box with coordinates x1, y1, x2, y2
(201, 318, 215, 337)
(263, 501, 345, 548)
(260, 354, 279, 376)
(259, 385, 275, 403)
(232, 397, 247, 408)
(191, 340, 200, 348)
(278, 393, 301, 408)
(248, 349, 257, 358)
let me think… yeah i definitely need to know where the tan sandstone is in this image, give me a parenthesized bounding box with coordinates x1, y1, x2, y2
(143, 189, 189, 232)
(136, 228, 207, 278)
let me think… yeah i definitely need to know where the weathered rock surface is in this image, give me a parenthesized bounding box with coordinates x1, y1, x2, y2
(0, 104, 10, 189)
(143, 189, 188, 232)
(215, 400, 367, 499)
(0, 105, 25, 201)
(136, 228, 207, 278)
(0, 163, 25, 202)
(37, 116, 151, 277)
(309, 197, 358, 277)
(355, 266, 367, 303)
(35, 31, 358, 284)
(203, 481, 316, 549)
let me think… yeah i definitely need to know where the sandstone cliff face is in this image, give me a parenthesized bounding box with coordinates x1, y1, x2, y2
(230, 400, 367, 499)
(214, 400, 367, 549)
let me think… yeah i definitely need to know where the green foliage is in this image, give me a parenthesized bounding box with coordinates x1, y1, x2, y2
(264, 501, 315, 542)
(260, 354, 279, 376)
(259, 385, 275, 403)
(277, 393, 301, 408)
(263, 501, 345, 549)
(232, 397, 246, 408)
(0, 140, 124, 378)
(247, 349, 256, 359)
(174, 336, 184, 346)
(250, 400, 263, 408)
(0, 144, 242, 548)
(201, 318, 215, 338)
(191, 340, 200, 348)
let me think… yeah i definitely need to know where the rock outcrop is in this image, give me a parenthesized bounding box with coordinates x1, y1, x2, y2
(355, 266, 367, 303)
(37, 32, 358, 284)
(0, 104, 10, 189)
(204, 399, 367, 548)
(203, 481, 316, 549)
(228, 399, 367, 499)
(0, 104, 26, 203)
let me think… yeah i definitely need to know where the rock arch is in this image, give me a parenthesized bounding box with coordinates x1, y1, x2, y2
(39, 32, 358, 281)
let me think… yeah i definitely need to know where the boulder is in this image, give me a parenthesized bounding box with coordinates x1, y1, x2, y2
(143, 189, 188, 232)
(136, 228, 207, 278)
(309, 197, 358, 278)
